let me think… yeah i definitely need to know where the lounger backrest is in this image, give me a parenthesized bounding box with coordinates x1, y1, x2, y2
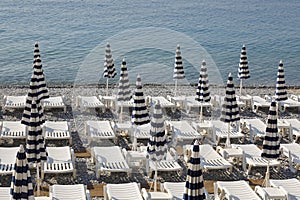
(47, 146, 72, 163)
(270, 179, 300, 200)
(171, 121, 195, 133)
(87, 121, 113, 133)
(0, 147, 19, 163)
(281, 143, 300, 155)
(93, 146, 125, 162)
(106, 182, 143, 200)
(246, 119, 266, 132)
(51, 184, 87, 200)
(286, 119, 300, 132)
(0, 187, 10, 199)
(44, 121, 69, 132)
(234, 144, 261, 157)
(2, 121, 26, 132)
(199, 144, 220, 159)
(163, 182, 185, 199)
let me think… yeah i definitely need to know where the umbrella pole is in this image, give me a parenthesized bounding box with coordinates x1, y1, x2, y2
(119, 104, 123, 123)
(133, 126, 137, 151)
(37, 163, 40, 196)
(199, 104, 203, 123)
(174, 80, 178, 96)
(225, 123, 231, 148)
(239, 79, 243, 96)
(154, 161, 158, 192)
(263, 161, 270, 187)
(106, 78, 109, 96)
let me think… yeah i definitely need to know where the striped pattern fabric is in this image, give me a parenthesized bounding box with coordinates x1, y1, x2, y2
(238, 44, 250, 79)
(147, 101, 167, 162)
(34, 42, 41, 60)
(195, 60, 211, 102)
(220, 73, 240, 123)
(275, 60, 288, 101)
(173, 45, 185, 79)
(103, 42, 116, 78)
(117, 58, 131, 102)
(261, 101, 280, 159)
(10, 145, 34, 200)
(183, 140, 205, 200)
(131, 75, 150, 125)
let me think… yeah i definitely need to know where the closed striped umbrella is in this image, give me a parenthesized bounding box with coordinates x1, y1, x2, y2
(261, 101, 280, 187)
(147, 100, 167, 191)
(275, 60, 287, 102)
(195, 60, 211, 122)
(173, 45, 185, 96)
(238, 44, 250, 95)
(10, 145, 34, 200)
(183, 140, 205, 200)
(103, 42, 116, 96)
(220, 73, 240, 147)
(117, 58, 131, 122)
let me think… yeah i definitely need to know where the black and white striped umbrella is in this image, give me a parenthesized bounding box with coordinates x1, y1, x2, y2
(261, 101, 280, 187)
(275, 60, 288, 102)
(183, 140, 205, 200)
(220, 73, 240, 147)
(147, 101, 167, 191)
(103, 42, 116, 96)
(195, 60, 211, 122)
(173, 45, 185, 95)
(238, 44, 250, 95)
(10, 145, 34, 200)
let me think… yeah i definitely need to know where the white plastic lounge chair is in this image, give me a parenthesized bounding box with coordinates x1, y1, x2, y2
(98, 95, 117, 109)
(163, 182, 209, 200)
(41, 146, 75, 180)
(291, 94, 300, 102)
(252, 95, 271, 112)
(211, 120, 244, 145)
(43, 121, 72, 144)
(76, 96, 105, 112)
(91, 146, 131, 178)
(214, 180, 261, 200)
(42, 96, 67, 113)
(167, 95, 186, 109)
(85, 120, 116, 143)
(183, 96, 212, 114)
(279, 118, 300, 143)
(131, 123, 151, 141)
(165, 120, 202, 145)
(3, 95, 26, 112)
(280, 143, 300, 173)
(214, 95, 246, 111)
(50, 184, 91, 200)
(148, 96, 176, 111)
(0, 187, 10, 199)
(278, 98, 300, 112)
(232, 144, 280, 174)
(0, 120, 27, 140)
(104, 182, 143, 200)
(241, 118, 266, 143)
(0, 147, 19, 175)
(270, 178, 300, 200)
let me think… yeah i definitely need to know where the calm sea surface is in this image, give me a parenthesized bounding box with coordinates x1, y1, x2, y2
(0, 0, 299, 86)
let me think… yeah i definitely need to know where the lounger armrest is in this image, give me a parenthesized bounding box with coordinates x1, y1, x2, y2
(169, 147, 178, 160)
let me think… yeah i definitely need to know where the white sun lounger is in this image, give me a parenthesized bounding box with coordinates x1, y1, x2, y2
(85, 120, 116, 143)
(291, 94, 300, 102)
(0, 147, 19, 175)
(252, 95, 271, 113)
(76, 96, 105, 112)
(41, 146, 76, 180)
(132, 123, 151, 141)
(241, 118, 266, 143)
(280, 143, 300, 173)
(3, 95, 26, 112)
(148, 96, 176, 111)
(50, 184, 91, 200)
(270, 178, 300, 200)
(211, 120, 245, 145)
(214, 95, 246, 111)
(91, 146, 131, 178)
(0, 121, 27, 140)
(104, 182, 143, 200)
(42, 96, 67, 113)
(279, 118, 300, 143)
(278, 98, 300, 112)
(232, 144, 280, 174)
(43, 121, 72, 144)
(165, 120, 202, 145)
(0, 187, 10, 199)
(183, 96, 212, 114)
(163, 182, 209, 200)
(214, 180, 261, 200)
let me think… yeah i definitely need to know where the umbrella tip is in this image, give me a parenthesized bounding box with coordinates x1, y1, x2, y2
(122, 58, 126, 62)
(228, 72, 232, 77)
(279, 60, 283, 64)
(176, 44, 180, 49)
(193, 139, 199, 145)
(242, 44, 246, 47)
(202, 60, 206, 65)
(19, 144, 24, 152)
(34, 42, 39, 47)
(106, 42, 110, 47)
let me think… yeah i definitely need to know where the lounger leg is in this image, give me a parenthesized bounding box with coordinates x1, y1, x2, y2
(41, 171, 45, 180)
(247, 165, 252, 175)
(73, 169, 76, 178)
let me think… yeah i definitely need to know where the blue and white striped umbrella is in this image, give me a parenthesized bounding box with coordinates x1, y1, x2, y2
(147, 100, 167, 191)
(173, 45, 185, 95)
(183, 140, 205, 200)
(238, 44, 250, 95)
(275, 60, 288, 102)
(10, 145, 34, 200)
(103, 42, 116, 96)
(220, 73, 240, 147)
(261, 101, 280, 187)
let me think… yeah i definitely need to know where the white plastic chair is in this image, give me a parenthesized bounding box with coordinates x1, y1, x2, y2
(241, 118, 266, 143)
(280, 118, 300, 143)
(148, 96, 176, 111)
(76, 96, 105, 112)
(0, 187, 10, 199)
(85, 120, 116, 143)
(0, 120, 27, 140)
(42, 96, 67, 113)
(104, 182, 143, 200)
(3, 95, 26, 112)
(50, 184, 91, 200)
(290, 94, 300, 102)
(211, 120, 244, 145)
(163, 182, 209, 200)
(270, 178, 300, 200)
(280, 143, 300, 173)
(252, 95, 271, 113)
(0, 147, 19, 175)
(43, 121, 71, 144)
(183, 96, 212, 114)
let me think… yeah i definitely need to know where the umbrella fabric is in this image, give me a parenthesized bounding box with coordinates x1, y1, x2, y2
(33, 42, 41, 60)
(131, 74, 150, 125)
(10, 145, 34, 200)
(173, 45, 185, 79)
(238, 44, 250, 80)
(103, 42, 116, 78)
(195, 60, 210, 102)
(117, 58, 131, 102)
(183, 140, 205, 200)
(275, 60, 288, 101)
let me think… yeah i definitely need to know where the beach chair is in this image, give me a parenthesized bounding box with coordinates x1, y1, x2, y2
(0, 120, 27, 141)
(184, 144, 233, 172)
(211, 120, 245, 145)
(252, 95, 271, 113)
(280, 143, 300, 173)
(104, 182, 143, 200)
(214, 95, 246, 111)
(91, 146, 131, 178)
(214, 180, 261, 200)
(165, 120, 202, 146)
(0, 147, 19, 175)
(50, 184, 91, 200)
(76, 95, 105, 112)
(290, 94, 300, 102)
(41, 146, 76, 180)
(43, 121, 72, 144)
(241, 118, 266, 143)
(131, 123, 151, 141)
(279, 118, 300, 143)
(85, 120, 117, 143)
(278, 98, 300, 112)
(183, 96, 212, 114)
(163, 181, 210, 200)
(0, 187, 10, 199)
(148, 96, 176, 112)
(270, 178, 300, 200)
(42, 96, 67, 113)
(232, 144, 280, 174)
(3, 95, 26, 112)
